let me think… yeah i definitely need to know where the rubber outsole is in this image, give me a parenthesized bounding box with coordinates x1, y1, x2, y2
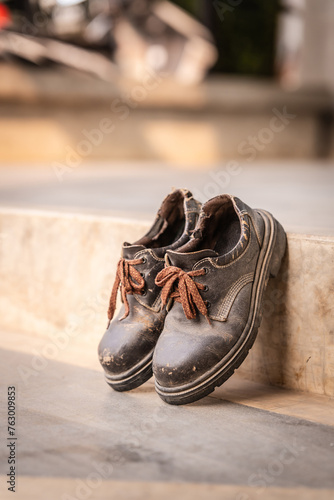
(154, 210, 287, 405)
(104, 353, 153, 392)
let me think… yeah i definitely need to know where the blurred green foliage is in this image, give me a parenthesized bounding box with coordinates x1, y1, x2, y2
(174, 0, 280, 76)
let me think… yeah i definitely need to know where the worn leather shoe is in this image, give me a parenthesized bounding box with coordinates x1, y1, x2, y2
(98, 189, 201, 391)
(153, 194, 286, 404)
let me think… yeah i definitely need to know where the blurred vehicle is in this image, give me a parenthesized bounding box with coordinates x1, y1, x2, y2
(0, 0, 217, 84)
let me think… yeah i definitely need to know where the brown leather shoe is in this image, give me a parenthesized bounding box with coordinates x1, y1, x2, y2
(98, 189, 201, 391)
(153, 194, 286, 405)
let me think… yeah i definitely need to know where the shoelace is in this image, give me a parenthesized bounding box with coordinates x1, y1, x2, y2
(107, 257, 145, 325)
(155, 266, 210, 323)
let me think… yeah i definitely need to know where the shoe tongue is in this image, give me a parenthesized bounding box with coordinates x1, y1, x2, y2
(122, 243, 146, 260)
(167, 249, 218, 271)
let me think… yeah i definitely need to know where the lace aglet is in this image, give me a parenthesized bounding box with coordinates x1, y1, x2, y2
(166, 297, 174, 312)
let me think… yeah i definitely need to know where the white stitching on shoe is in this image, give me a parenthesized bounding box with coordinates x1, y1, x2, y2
(135, 248, 165, 262)
(214, 272, 254, 321)
(205, 228, 252, 270)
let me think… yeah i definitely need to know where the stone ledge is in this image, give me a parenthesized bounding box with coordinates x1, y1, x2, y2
(0, 208, 333, 396)
(0, 63, 332, 112)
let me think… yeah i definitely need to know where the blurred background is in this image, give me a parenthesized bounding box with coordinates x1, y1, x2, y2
(0, 0, 333, 234)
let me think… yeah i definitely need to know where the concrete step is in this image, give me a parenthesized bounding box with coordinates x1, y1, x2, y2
(0, 207, 333, 398)
(0, 328, 333, 500)
(0, 162, 333, 236)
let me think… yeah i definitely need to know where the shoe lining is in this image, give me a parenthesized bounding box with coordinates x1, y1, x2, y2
(178, 196, 241, 256)
(134, 191, 186, 250)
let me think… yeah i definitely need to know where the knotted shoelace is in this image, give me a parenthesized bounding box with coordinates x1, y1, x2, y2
(155, 266, 210, 323)
(107, 257, 145, 325)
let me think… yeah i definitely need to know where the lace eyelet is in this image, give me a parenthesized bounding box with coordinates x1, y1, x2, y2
(142, 290, 147, 297)
(203, 267, 209, 275)
(203, 285, 209, 292)
(206, 301, 211, 309)
(141, 257, 147, 264)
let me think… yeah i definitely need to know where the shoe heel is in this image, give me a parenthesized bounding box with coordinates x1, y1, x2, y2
(269, 220, 287, 278)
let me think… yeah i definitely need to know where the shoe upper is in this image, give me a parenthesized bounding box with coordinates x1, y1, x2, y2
(153, 194, 267, 387)
(98, 189, 201, 377)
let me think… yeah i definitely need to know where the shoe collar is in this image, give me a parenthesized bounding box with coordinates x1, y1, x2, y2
(166, 194, 251, 269)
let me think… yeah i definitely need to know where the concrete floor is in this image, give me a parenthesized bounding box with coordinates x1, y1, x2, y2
(0, 329, 333, 499)
(0, 160, 334, 236)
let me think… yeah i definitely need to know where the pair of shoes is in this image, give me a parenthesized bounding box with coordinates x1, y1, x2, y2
(98, 189, 286, 405)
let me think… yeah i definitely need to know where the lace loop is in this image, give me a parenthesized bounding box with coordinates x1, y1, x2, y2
(155, 266, 210, 323)
(107, 257, 145, 325)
